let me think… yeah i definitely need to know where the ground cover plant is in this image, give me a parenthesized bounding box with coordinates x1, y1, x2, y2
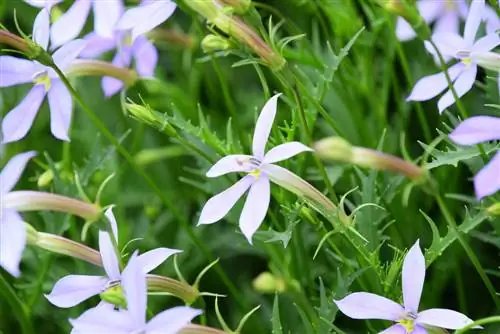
(1, 0, 500, 333)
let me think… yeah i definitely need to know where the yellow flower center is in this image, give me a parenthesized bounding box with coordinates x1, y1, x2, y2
(122, 31, 133, 47)
(399, 319, 415, 333)
(33, 71, 51, 91)
(445, 0, 456, 11)
(461, 57, 472, 67)
(249, 169, 261, 179)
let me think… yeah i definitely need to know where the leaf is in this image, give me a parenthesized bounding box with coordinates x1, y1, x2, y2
(272, 294, 283, 334)
(317, 277, 335, 334)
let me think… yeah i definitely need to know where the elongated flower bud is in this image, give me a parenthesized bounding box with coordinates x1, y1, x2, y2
(66, 59, 139, 87)
(179, 325, 228, 334)
(125, 103, 178, 137)
(473, 52, 500, 72)
(147, 274, 199, 305)
(0, 30, 30, 54)
(4, 191, 101, 221)
(218, 0, 252, 14)
(201, 34, 232, 53)
(314, 137, 426, 181)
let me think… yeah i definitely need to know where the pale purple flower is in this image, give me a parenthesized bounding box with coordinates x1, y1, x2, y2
(50, 0, 123, 47)
(334, 240, 476, 333)
(396, 0, 468, 42)
(198, 94, 313, 244)
(46, 209, 181, 308)
(70, 252, 201, 334)
(23, 0, 62, 8)
(0, 151, 36, 277)
(0, 9, 86, 143)
(407, 0, 500, 113)
(449, 116, 500, 199)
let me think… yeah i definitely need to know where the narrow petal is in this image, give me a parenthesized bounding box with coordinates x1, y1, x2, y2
(104, 207, 119, 241)
(395, 18, 416, 41)
(45, 275, 108, 307)
(406, 63, 465, 102)
(137, 248, 182, 274)
(438, 65, 477, 113)
(102, 49, 132, 97)
(334, 292, 404, 321)
(252, 93, 282, 159)
(429, 32, 466, 57)
(121, 253, 147, 327)
(434, 12, 460, 36)
(146, 306, 202, 333)
(402, 240, 426, 313)
(417, 1, 441, 22)
(449, 116, 500, 145)
(464, 0, 485, 45)
(472, 34, 500, 53)
(378, 325, 406, 334)
(48, 80, 72, 141)
(474, 151, 500, 199)
(0, 56, 38, 87)
(80, 33, 117, 58)
(99, 231, 121, 281)
(50, 0, 92, 47)
(52, 39, 87, 71)
(417, 308, 475, 329)
(239, 175, 270, 244)
(70, 307, 135, 333)
(410, 326, 428, 334)
(206, 154, 254, 178)
(1, 85, 46, 144)
(0, 210, 26, 277)
(198, 176, 254, 225)
(132, 37, 158, 77)
(24, 0, 62, 8)
(32, 9, 50, 50)
(0, 151, 36, 194)
(263, 142, 313, 164)
(92, 0, 123, 39)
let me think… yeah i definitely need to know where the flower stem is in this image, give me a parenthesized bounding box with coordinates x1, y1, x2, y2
(455, 315, 500, 333)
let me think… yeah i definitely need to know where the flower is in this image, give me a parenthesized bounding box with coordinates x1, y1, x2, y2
(334, 240, 476, 333)
(0, 151, 36, 276)
(449, 116, 500, 199)
(0, 9, 86, 143)
(396, 0, 468, 42)
(407, 0, 500, 113)
(50, 0, 123, 47)
(23, 0, 61, 8)
(70, 252, 202, 334)
(45, 209, 181, 308)
(198, 94, 313, 243)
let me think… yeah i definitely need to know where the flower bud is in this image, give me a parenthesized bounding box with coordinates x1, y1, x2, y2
(66, 59, 139, 86)
(473, 51, 500, 72)
(487, 203, 500, 216)
(218, 0, 252, 14)
(201, 34, 232, 53)
(125, 103, 178, 137)
(179, 325, 227, 334)
(147, 274, 200, 304)
(252, 272, 286, 293)
(100, 284, 127, 309)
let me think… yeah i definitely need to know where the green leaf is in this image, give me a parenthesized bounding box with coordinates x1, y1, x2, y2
(272, 294, 283, 334)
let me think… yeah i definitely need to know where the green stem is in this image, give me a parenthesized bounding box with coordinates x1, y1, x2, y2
(0, 274, 34, 334)
(455, 316, 500, 333)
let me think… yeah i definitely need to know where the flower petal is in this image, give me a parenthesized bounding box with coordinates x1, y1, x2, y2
(121, 253, 146, 327)
(1, 85, 46, 144)
(104, 207, 119, 242)
(70, 306, 135, 333)
(52, 39, 87, 71)
(198, 175, 254, 225)
(334, 292, 404, 321)
(402, 240, 426, 313)
(0, 210, 26, 277)
(206, 154, 254, 178)
(102, 48, 132, 97)
(472, 34, 500, 53)
(99, 231, 121, 281)
(48, 80, 72, 141)
(464, 0, 485, 45)
(378, 325, 407, 334)
(449, 116, 500, 145)
(0, 151, 36, 194)
(50, 0, 92, 47)
(428, 32, 466, 57)
(33, 9, 50, 50)
(92, 0, 123, 39)
(45, 275, 108, 307)
(434, 12, 460, 36)
(406, 63, 465, 102)
(395, 18, 416, 41)
(0, 56, 38, 87)
(252, 93, 282, 159)
(239, 175, 270, 244)
(80, 33, 116, 58)
(24, 0, 62, 8)
(438, 65, 477, 113)
(146, 306, 202, 333)
(474, 151, 500, 199)
(132, 37, 158, 77)
(417, 1, 441, 22)
(137, 248, 182, 274)
(417, 308, 475, 329)
(263, 142, 313, 164)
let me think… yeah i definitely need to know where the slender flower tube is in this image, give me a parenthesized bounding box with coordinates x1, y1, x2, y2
(179, 325, 228, 334)
(0, 30, 31, 54)
(65, 59, 139, 87)
(218, 0, 252, 14)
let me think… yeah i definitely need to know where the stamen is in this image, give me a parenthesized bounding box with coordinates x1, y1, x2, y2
(32, 71, 51, 91)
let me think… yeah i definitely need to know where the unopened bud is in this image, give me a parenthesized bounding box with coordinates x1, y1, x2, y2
(252, 272, 286, 293)
(487, 203, 500, 216)
(218, 0, 252, 14)
(66, 59, 139, 86)
(125, 103, 178, 137)
(314, 137, 354, 162)
(100, 284, 127, 309)
(201, 34, 232, 53)
(474, 52, 500, 72)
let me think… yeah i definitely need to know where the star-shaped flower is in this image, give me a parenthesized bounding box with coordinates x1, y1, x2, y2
(407, 0, 500, 113)
(70, 252, 201, 334)
(46, 209, 181, 308)
(198, 93, 313, 243)
(0, 9, 86, 143)
(0, 151, 36, 276)
(334, 240, 476, 333)
(449, 115, 500, 199)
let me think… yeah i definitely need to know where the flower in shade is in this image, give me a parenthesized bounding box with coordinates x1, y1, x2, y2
(334, 240, 476, 333)
(0, 151, 36, 277)
(0, 9, 86, 143)
(407, 0, 500, 113)
(70, 252, 201, 334)
(449, 116, 500, 199)
(23, 0, 61, 8)
(50, 0, 123, 48)
(396, 0, 467, 42)
(46, 209, 181, 308)
(198, 94, 313, 244)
